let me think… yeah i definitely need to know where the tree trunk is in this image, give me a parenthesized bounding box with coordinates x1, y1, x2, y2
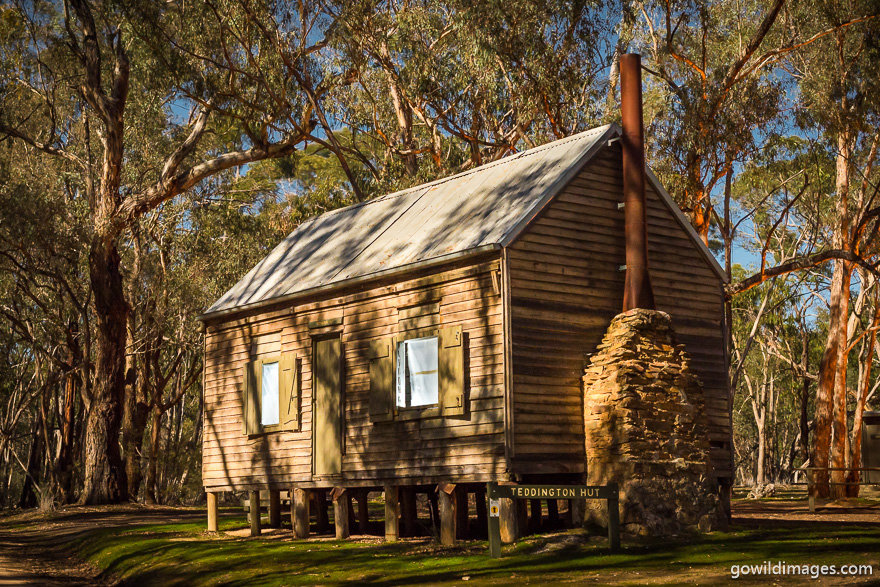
(815, 126, 854, 500)
(160, 403, 175, 502)
(606, 44, 621, 116)
(846, 304, 878, 497)
(122, 231, 149, 501)
(813, 260, 848, 499)
(748, 362, 768, 487)
(380, 42, 417, 177)
(798, 326, 811, 469)
(57, 363, 79, 504)
(827, 127, 854, 501)
(144, 407, 162, 505)
(756, 415, 766, 486)
(122, 342, 150, 501)
(0, 446, 7, 508)
(799, 376, 811, 465)
(122, 380, 150, 501)
(848, 389, 868, 498)
(830, 265, 852, 501)
(19, 415, 44, 509)
(688, 163, 710, 245)
(80, 240, 129, 504)
(38, 378, 57, 498)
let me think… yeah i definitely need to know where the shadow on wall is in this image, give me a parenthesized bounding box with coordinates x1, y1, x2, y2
(204, 319, 282, 495)
(216, 156, 570, 310)
(206, 150, 587, 498)
(343, 266, 505, 488)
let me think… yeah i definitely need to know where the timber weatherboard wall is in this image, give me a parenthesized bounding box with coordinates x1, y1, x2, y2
(200, 123, 733, 493)
(506, 144, 731, 479)
(202, 256, 506, 492)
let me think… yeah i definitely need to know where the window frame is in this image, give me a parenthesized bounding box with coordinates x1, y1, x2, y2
(254, 354, 283, 434)
(396, 335, 440, 410)
(393, 327, 441, 420)
(367, 322, 466, 425)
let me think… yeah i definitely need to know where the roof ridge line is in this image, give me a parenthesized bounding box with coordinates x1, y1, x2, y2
(299, 125, 612, 224)
(203, 124, 616, 318)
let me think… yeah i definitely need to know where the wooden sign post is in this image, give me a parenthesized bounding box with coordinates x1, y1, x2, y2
(486, 482, 620, 557)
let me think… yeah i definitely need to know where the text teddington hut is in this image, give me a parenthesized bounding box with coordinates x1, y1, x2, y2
(197, 121, 733, 540)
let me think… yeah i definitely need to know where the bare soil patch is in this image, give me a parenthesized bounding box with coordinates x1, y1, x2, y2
(735, 498, 880, 525)
(0, 505, 204, 585)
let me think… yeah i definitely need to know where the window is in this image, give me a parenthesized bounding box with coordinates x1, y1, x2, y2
(242, 353, 299, 435)
(368, 325, 465, 423)
(396, 336, 439, 408)
(261, 361, 280, 426)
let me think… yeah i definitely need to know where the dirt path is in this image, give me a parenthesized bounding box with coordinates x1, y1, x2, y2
(0, 534, 106, 586)
(0, 505, 205, 586)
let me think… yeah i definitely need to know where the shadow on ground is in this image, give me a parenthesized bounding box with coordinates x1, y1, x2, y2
(0, 491, 878, 586)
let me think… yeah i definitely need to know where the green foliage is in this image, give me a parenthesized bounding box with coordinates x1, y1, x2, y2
(632, 0, 788, 228)
(325, 0, 614, 193)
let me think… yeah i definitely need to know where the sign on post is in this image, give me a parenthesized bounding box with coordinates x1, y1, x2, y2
(486, 482, 620, 558)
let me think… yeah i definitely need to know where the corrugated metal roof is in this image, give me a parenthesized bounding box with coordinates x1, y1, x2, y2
(205, 124, 616, 315)
(204, 123, 727, 319)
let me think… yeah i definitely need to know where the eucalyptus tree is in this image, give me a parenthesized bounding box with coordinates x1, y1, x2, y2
(630, 0, 879, 252)
(730, 265, 828, 487)
(0, 0, 345, 503)
(0, 129, 94, 505)
(790, 0, 880, 497)
(322, 0, 615, 194)
(727, 115, 880, 496)
(628, 0, 787, 246)
(124, 161, 291, 502)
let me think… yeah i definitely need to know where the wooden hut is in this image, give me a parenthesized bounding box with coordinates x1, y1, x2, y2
(197, 122, 733, 541)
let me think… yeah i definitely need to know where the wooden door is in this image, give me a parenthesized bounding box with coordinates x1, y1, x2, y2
(313, 336, 342, 477)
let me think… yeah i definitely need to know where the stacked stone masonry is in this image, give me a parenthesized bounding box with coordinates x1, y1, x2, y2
(583, 308, 726, 536)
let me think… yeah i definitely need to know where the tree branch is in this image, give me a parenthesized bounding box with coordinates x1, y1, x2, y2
(116, 128, 311, 231)
(719, 0, 786, 93)
(67, 0, 112, 121)
(726, 249, 880, 297)
(0, 123, 84, 165)
(158, 103, 213, 186)
(733, 13, 880, 92)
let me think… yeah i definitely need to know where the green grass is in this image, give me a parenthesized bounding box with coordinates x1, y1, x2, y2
(52, 508, 880, 586)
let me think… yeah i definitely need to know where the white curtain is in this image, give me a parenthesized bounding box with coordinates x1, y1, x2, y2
(405, 337, 438, 407)
(261, 361, 280, 425)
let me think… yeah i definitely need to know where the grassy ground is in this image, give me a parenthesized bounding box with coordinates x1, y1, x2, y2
(74, 519, 880, 586)
(1, 491, 879, 586)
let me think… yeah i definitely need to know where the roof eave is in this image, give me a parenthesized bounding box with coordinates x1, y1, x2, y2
(195, 243, 502, 324)
(498, 123, 620, 248)
(644, 168, 729, 284)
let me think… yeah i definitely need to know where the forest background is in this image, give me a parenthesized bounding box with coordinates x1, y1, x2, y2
(0, 0, 878, 508)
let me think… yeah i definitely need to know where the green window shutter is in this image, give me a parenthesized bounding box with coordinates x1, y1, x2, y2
(279, 353, 299, 431)
(439, 325, 465, 417)
(243, 360, 262, 436)
(368, 337, 396, 423)
(241, 363, 249, 435)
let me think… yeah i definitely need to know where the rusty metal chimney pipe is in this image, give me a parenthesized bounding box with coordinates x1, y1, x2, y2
(620, 53, 656, 311)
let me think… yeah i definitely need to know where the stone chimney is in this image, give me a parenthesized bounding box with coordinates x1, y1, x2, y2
(580, 56, 725, 536)
(582, 310, 725, 535)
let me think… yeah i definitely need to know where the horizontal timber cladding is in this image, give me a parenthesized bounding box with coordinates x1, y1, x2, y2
(506, 144, 733, 481)
(202, 258, 507, 492)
